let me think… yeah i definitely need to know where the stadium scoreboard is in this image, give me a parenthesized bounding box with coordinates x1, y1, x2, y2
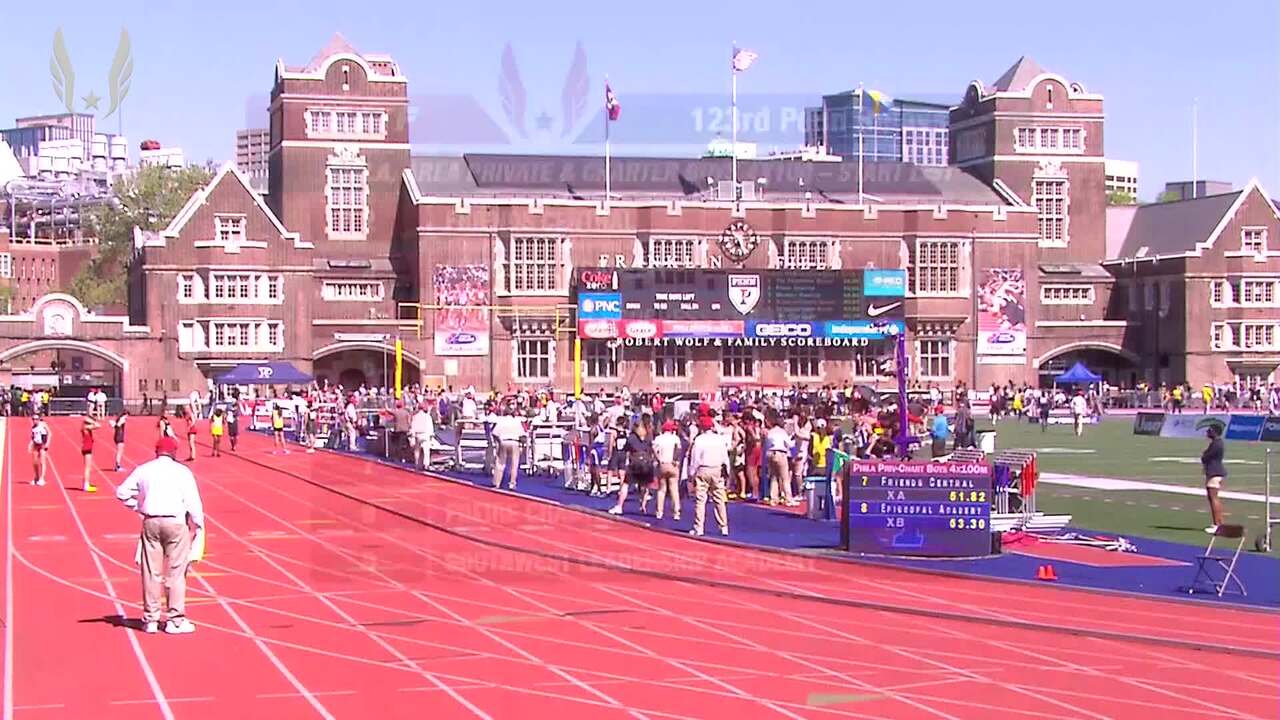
(841, 460, 994, 558)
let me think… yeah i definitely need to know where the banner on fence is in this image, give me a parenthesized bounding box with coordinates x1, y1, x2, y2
(1224, 414, 1266, 442)
(1158, 413, 1229, 439)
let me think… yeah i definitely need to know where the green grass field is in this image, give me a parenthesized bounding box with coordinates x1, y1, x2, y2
(981, 417, 1278, 553)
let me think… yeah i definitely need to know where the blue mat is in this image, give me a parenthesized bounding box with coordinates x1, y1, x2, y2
(321, 436, 1280, 609)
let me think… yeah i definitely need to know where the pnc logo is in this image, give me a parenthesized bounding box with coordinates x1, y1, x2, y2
(755, 322, 813, 338)
(580, 296, 622, 314)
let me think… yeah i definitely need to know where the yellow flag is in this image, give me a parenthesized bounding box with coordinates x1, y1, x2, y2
(394, 338, 404, 399)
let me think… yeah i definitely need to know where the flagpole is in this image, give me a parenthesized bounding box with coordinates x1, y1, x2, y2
(1192, 97, 1199, 199)
(731, 46, 739, 195)
(605, 76, 612, 207)
(857, 83, 864, 205)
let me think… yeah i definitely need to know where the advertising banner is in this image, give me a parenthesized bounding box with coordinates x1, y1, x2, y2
(433, 264, 491, 356)
(1132, 412, 1166, 436)
(862, 269, 908, 297)
(1225, 415, 1266, 442)
(976, 268, 1027, 357)
(1159, 413, 1229, 439)
(1259, 416, 1280, 443)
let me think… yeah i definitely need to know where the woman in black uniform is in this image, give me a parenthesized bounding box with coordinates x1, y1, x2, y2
(112, 409, 128, 472)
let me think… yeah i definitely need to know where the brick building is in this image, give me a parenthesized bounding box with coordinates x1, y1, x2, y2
(4, 39, 1270, 400)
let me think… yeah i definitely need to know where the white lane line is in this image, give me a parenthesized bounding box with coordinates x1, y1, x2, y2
(256, 690, 358, 699)
(46, 451, 175, 720)
(110, 697, 215, 705)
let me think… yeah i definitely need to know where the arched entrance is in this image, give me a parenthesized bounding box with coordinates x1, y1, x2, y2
(312, 342, 422, 391)
(1033, 342, 1139, 388)
(0, 339, 127, 398)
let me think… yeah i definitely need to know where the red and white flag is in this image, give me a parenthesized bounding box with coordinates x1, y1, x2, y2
(731, 47, 758, 72)
(605, 83, 621, 121)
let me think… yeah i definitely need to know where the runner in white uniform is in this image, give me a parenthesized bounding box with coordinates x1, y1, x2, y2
(30, 415, 51, 486)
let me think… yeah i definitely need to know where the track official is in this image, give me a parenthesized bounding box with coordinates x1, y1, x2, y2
(116, 436, 205, 635)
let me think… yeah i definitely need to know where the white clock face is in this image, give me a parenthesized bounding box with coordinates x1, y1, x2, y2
(719, 221, 758, 262)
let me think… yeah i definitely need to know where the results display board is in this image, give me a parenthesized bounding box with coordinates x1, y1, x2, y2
(842, 460, 994, 558)
(575, 268, 907, 343)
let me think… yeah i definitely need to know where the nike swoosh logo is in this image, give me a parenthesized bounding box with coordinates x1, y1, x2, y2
(867, 302, 902, 317)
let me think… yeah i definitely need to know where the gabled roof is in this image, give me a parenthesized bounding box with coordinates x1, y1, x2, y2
(303, 33, 360, 72)
(159, 163, 311, 249)
(1108, 178, 1279, 261)
(991, 56, 1046, 92)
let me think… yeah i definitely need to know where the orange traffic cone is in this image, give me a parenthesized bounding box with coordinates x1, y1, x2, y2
(1040, 564, 1058, 581)
(1035, 565, 1047, 580)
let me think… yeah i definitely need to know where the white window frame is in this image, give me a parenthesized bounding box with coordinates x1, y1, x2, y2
(1241, 227, 1267, 255)
(910, 239, 961, 296)
(214, 214, 246, 249)
(209, 272, 254, 303)
(1240, 322, 1278, 351)
(507, 236, 566, 294)
(321, 280, 385, 302)
(582, 340, 620, 381)
(1239, 279, 1276, 307)
(1014, 126, 1086, 154)
(177, 274, 196, 302)
(1032, 174, 1070, 247)
(513, 336, 554, 383)
(0, 253, 11, 279)
(653, 344, 691, 380)
(720, 345, 756, 381)
(304, 108, 389, 141)
(1210, 323, 1228, 351)
(917, 337, 952, 380)
(782, 238, 834, 270)
(646, 236, 699, 268)
(1040, 284, 1094, 305)
(325, 150, 370, 242)
(786, 346, 822, 381)
(1209, 279, 1227, 307)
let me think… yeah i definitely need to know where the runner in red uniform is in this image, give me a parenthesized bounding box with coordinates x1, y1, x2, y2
(80, 415, 100, 493)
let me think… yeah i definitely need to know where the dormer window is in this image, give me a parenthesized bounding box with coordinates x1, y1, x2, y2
(1242, 227, 1267, 255)
(214, 215, 246, 248)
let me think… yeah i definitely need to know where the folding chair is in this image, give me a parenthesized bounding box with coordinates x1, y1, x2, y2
(1189, 524, 1248, 597)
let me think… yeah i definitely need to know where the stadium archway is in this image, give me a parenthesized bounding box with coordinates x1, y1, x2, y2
(0, 339, 127, 398)
(312, 342, 423, 391)
(1033, 342, 1139, 387)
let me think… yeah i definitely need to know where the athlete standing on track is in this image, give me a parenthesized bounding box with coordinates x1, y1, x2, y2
(210, 407, 225, 457)
(80, 415, 100, 493)
(29, 414, 50, 486)
(116, 436, 205, 635)
(184, 408, 199, 462)
(112, 409, 128, 472)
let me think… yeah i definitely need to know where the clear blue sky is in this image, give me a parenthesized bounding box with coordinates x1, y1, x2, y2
(2, 0, 1277, 200)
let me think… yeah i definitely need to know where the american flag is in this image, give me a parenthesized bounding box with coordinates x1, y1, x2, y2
(731, 47, 758, 72)
(605, 83, 621, 121)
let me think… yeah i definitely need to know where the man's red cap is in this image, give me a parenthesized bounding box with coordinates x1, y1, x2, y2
(698, 416, 715, 431)
(156, 437, 179, 456)
(662, 420, 678, 433)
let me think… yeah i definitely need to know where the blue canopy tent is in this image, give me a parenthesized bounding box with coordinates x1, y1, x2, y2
(1055, 361, 1102, 385)
(217, 362, 313, 385)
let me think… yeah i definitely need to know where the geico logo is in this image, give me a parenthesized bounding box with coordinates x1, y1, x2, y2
(582, 321, 615, 338)
(625, 321, 657, 339)
(756, 323, 812, 337)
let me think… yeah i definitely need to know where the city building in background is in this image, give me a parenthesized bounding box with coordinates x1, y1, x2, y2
(235, 128, 270, 192)
(803, 91, 950, 166)
(1104, 159, 1139, 200)
(1163, 179, 1233, 201)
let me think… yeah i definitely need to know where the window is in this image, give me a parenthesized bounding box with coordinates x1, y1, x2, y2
(911, 239, 961, 295)
(1062, 128, 1083, 150)
(266, 275, 283, 301)
(153, 379, 163, 392)
(1241, 323, 1276, 350)
(647, 237, 698, 268)
(918, 338, 951, 379)
(138, 378, 147, 392)
(508, 236, 564, 293)
(787, 346, 821, 380)
(1210, 280, 1226, 306)
(583, 340, 619, 379)
(1240, 279, 1275, 306)
(1211, 323, 1228, 350)
(312, 112, 331, 133)
(0, 253, 11, 279)
(1242, 228, 1267, 254)
(178, 274, 195, 300)
(515, 337, 553, 381)
(267, 323, 282, 349)
(214, 215, 246, 246)
(211, 321, 254, 349)
(327, 166, 368, 239)
(322, 281, 385, 301)
(170, 379, 180, 393)
(1040, 285, 1094, 304)
(850, 342, 884, 378)
(1033, 177, 1069, 245)
(1015, 126, 1085, 153)
(1016, 127, 1036, 148)
(653, 344, 690, 379)
(782, 238, 832, 270)
(306, 109, 387, 139)
(210, 273, 253, 301)
(721, 345, 755, 380)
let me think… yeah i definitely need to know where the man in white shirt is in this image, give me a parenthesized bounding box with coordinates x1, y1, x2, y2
(410, 404, 435, 470)
(460, 390, 478, 421)
(650, 421, 682, 522)
(490, 405, 526, 490)
(765, 416, 798, 506)
(1069, 390, 1089, 437)
(687, 415, 729, 536)
(115, 436, 204, 635)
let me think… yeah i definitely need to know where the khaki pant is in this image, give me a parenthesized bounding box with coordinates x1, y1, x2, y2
(140, 517, 193, 624)
(768, 452, 793, 503)
(655, 462, 681, 519)
(493, 439, 520, 488)
(693, 467, 728, 535)
(412, 433, 432, 468)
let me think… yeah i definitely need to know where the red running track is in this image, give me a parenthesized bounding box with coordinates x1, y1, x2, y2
(1, 417, 1277, 719)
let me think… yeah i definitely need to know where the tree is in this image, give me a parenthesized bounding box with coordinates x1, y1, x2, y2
(69, 165, 213, 309)
(1106, 191, 1136, 205)
(1156, 190, 1182, 203)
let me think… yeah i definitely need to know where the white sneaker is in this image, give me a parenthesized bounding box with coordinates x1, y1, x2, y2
(607, 507, 623, 516)
(164, 618, 195, 635)
(142, 621, 158, 634)
(1204, 526, 1219, 535)
(720, 528, 730, 536)
(33, 478, 45, 486)
(688, 529, 704, 537)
